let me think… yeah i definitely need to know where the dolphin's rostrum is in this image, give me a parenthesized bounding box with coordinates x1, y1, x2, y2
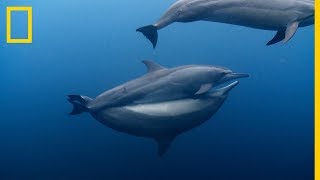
(68, 61, 249, 156)
(137, 0, 314, 48)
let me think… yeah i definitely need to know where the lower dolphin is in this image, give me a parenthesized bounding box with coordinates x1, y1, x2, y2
(137, 0, 314, 48)
(68, 81, 241, 156)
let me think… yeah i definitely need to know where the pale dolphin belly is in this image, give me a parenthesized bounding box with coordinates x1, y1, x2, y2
(91, 96, 225, 138)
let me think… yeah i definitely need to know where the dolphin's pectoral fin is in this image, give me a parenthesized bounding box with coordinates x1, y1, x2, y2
(267, 21, 300, 46)
(283, 21, 299, 43)
(142, 60, 166, 73)
(267, 30, 285, 46)
(155, 136, 176, 157)
(195, 83, 213, 95)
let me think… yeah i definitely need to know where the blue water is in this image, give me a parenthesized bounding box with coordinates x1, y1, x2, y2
(0, 0, 314, 179)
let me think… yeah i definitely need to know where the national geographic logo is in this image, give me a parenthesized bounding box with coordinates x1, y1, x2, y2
(6, 6, 32, 44)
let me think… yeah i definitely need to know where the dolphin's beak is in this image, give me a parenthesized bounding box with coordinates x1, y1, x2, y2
(219, 72, 249, 84)
(228, 73, 249, 79)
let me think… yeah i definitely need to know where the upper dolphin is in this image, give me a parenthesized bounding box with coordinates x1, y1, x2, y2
(137, 0, 314, 48)
(68, 61, 248, 113)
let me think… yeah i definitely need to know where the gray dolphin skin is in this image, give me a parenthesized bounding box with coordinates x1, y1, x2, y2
(67, 61, 248, 156)
(71, 61, 248, 112)
(137, 0, 314, 48)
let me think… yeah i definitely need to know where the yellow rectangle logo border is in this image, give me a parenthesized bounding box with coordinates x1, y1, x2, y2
(316, 0, 319, 177)
(6, 6, 33, 44)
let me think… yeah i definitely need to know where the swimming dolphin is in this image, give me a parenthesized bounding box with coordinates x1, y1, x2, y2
(68, 80, 241, 156)
(137, 0, 314, 48)
(68, 61, 248, 113)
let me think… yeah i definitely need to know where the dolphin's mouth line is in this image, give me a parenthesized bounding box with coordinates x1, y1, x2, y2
(212, 80, 237, 91)
(213, 72, 248, 90)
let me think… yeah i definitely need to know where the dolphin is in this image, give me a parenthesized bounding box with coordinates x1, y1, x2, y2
(137, 0, 314, 48)
(68, 61, 248, 113)
(68, 80, 242, 156)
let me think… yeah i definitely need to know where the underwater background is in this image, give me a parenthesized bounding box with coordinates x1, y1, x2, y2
(0, 0, 314, 179)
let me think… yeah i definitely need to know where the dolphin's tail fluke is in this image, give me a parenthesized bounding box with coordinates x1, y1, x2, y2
(67, 95, 92, 115)
(136, 25, 158, 48)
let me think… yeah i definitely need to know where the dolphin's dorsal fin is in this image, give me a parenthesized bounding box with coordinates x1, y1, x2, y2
(283, 21, 299, 43)
(195, 83, 213, 95)
(155, 136, 176, 157)
(142, 60, 166, 73)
